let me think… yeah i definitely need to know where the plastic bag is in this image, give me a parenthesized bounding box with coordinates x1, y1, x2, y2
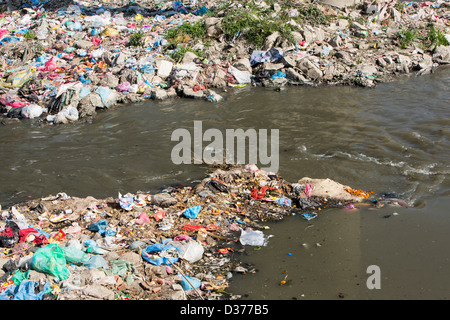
(5, 66, 36, 88)
(141, 243, 180, 266)
(62, 246, 90, 264)
(183, 205, 201, 219)
(0, 221, 20, 248)
(229, 66, 251, 84)
(178, 273, 201, 291)
(116, 81, 131, 92)
(32, 244, 70, 280)
(171, 240, 204, 263)
(0, 280, 50, 300)
(21, 104, 44, 119)
(239, 228, 270, 246)
(87, 219, 116, 237)
(109, 260, 133, 277)
(83, 255, 109, 269)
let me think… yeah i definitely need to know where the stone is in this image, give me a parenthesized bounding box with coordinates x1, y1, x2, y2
(432, 45, 450, 64)
(82, 284, 115, 300)
(151, 193, 177, 207)
(297, 58, 323, 80)
(212, 68, 227, 88)
(151, 88, 169, 100)
(98, 73, 119, 88)
(233, 58, 252, 72)
(357, 63, 378, 75)
(336, 19, 349, 29)
(286, 68, 308, 83)
(328, 35, 343, 48)
(297, 177, 366, 202)
(263, 31, 280, 50)
(263, 62, 284, 71)
(119, 251, 143, 266)
(319, 0, 362, 9)
(75, 40, 92, 50)
(78, 93, 102, 117)
(183, 87, 205, 99)
(181, 51, 198, 64)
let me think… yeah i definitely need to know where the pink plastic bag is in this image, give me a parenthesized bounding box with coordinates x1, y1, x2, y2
(135, 213, 150, 225)
(38, 56, 57, 72)
(116, 81, 131, 92)
(92, 36, 101, 46)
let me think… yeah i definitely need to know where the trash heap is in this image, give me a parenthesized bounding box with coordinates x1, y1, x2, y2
(0, 0, 448, 124)
(0, 164, 372, 300)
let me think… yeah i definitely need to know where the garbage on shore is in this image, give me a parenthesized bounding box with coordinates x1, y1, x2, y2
(0, 164, 380, 300)
(0, 0, 448, 125)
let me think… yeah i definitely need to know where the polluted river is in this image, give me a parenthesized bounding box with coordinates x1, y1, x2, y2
(0, 65, 449, 300)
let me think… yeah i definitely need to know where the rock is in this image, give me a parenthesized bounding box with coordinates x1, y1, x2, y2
(357, 63, 378, 75)
(75, 40, 92, 50)
(328, 35, 343, 48)
(281, 55, 297, 68)
(376, 57, 387, 68)
(78, 93, 102, 117)
(183, 87, 205, 99)
(82, 284, 115, 300)
(336, 19, 349, 29)
(53, 113, 68, 124)
(151, 193, 177, 207)
(181, 51, 198, 64)
(263, 62, 284, 71)
(432, 45, 450, 64)
(297, 58, 322, 80)
(319, 0, 362, 9)
(119, 251, 142, 266)
(395, 54, 412, 73)
(263, 31, 280, 50)
(297, 177, 365, 202)
(98, 73, 119, 88)
(233, 58, 252, 72)
(151, 88, 169, 100)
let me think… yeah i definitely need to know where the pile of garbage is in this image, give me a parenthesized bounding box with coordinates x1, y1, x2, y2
(0, 164, 376, 300)
(0, 0, 448, 124)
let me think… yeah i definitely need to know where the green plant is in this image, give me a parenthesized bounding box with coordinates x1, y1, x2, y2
(24, 30, 36, 40)
(166, 21, 206, 40)
(396, 29, 418, 49)
(170, 44, 204, 62)
(128, 31, 144, 47)
(221, 6, 298, 47)
(295, 5, 330, 26)
(428, 24, 449, 47)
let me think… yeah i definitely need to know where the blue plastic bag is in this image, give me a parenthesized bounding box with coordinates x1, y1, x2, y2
(83, 255, 109, 269)
(179, 273, 201, 291)
(141, 243, 180, 265)
(183, 205, 201, 219)
(0, 280, 50, 300)
(87, 219, 116, 237)
(276, 197, 291, 206)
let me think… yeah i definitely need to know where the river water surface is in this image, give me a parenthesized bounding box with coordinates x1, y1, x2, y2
(0, 66, 449, 299)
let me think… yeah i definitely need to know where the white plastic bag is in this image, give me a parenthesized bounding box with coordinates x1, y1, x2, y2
(171, 240, 204, 263)
(239, 228, 270, 246)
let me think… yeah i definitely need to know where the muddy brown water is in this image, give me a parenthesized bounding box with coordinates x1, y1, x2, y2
(0, 66, 449, 299)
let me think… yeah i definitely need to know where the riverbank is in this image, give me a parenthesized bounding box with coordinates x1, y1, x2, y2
(0, 0, 448, 124)
(0, 164, 396, 300)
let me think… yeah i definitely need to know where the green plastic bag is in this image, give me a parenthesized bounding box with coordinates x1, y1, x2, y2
(32, 244, 70, 281)
(12, 270, 30, 285)
(62, 246, 90, 265)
